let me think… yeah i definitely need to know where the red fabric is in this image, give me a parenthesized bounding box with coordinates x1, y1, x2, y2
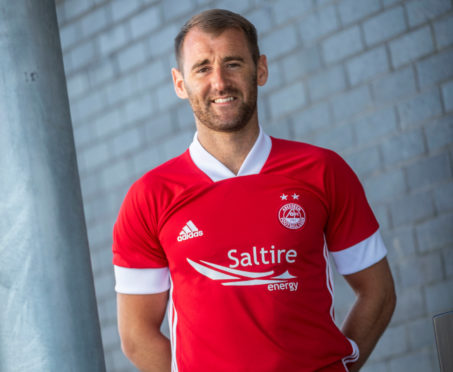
(113, 138, 379, 371)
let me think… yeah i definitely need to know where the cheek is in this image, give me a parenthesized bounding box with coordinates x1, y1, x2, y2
(187, 90, 208, 108)
(188, 82, 209, 99)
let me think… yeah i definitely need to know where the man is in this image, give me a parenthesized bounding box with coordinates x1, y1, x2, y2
(113, 9, 396, 372)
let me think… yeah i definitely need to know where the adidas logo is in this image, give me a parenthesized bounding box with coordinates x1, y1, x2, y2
(177, 220, 204, 242)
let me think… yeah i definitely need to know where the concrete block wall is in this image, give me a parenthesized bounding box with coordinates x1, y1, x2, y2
(55, 0, 453, 371)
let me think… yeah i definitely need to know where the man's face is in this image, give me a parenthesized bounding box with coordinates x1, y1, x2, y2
(172, 27, 267, 133)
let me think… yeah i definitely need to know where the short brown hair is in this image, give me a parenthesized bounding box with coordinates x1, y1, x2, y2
(174, 9, 260, 70)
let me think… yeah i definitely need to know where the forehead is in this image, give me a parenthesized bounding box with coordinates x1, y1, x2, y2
(181, 27, 252, 67)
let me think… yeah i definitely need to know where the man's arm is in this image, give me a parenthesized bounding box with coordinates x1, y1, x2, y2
(341, 258, 396, 372)
(117, 291, 171, 372)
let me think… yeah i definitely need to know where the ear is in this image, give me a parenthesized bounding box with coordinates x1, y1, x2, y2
(257, 54, 268, 86)
(172, 67, 188, 99)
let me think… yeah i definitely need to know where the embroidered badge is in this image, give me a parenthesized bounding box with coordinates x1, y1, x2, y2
(278, 202, 306, 230)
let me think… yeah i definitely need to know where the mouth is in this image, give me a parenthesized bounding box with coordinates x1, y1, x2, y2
(212, 96, 236, 104)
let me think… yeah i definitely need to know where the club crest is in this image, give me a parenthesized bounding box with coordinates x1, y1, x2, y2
(278, 203, 306, 230)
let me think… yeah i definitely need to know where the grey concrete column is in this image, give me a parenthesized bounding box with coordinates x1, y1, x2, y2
(0, 1, 106, 371)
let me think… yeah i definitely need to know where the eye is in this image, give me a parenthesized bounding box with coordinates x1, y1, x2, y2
(227, 62, 241, 69)
(196, 66, 210, 74)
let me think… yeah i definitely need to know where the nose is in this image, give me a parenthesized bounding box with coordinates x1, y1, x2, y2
(211, 66, 229, 92)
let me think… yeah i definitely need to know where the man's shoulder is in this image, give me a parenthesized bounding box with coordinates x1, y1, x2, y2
(131, 150, 199, 193)
(144, 150, 191, 177)
(269, 137, 339, 164)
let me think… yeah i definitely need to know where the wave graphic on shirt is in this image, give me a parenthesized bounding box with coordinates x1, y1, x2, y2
(187, 258, 297, 286)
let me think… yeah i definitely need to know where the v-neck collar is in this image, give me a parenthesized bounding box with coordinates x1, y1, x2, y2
(188, 127, 272, 182)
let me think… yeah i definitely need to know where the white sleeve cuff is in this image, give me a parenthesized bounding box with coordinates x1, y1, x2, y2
(330, 230, 387, 275)
(114, 265, 170, 294)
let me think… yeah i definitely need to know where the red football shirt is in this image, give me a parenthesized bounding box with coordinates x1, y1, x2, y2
(113, 129, 387, 371)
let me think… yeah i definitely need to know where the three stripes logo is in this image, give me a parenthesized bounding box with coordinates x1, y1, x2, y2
(177, 220, 204, 242)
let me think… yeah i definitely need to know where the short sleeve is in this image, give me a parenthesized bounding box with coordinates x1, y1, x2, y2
(113, 179, 167, 268)
(324, 151, 386, 273)
(330, 230, 387, 275)
(112, 179, 170, 293)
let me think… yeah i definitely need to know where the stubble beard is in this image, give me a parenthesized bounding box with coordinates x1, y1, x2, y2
(188, 75, 258, 133)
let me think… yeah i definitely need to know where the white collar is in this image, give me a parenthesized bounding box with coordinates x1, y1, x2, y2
(189, 127, 272, 182)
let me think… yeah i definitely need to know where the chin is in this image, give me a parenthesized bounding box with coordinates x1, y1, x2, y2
(202, 120, 250, 133)
(196, 107, 257, 134)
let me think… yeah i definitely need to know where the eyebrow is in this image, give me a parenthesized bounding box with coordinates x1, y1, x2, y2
(190, 56, 245, 71)
(191, 59, 210, 72)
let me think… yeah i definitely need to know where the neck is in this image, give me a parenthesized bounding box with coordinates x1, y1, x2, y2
(196, 118, 260, 175)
